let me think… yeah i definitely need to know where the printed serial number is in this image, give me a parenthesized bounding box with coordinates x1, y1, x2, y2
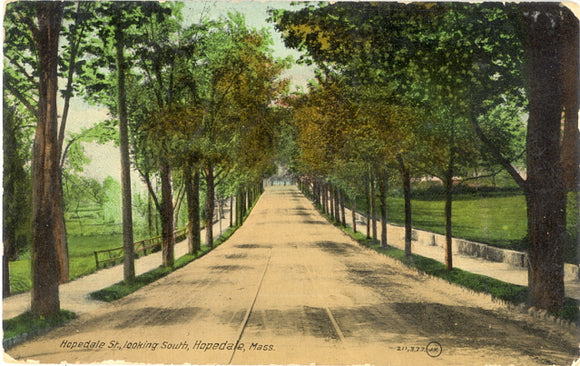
(396, 346, 426, 352)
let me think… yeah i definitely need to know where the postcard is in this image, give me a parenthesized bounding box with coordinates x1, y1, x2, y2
(3, 1, 579, 365)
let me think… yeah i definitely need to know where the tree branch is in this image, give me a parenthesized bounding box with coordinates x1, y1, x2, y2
(455, 167, 504, 184)
(60, 135, 82, 171)
(468, 112, 527, 190)
(4, 55, 37, 88)
(4, 82, 38, 117)
(59, 1, 89, 157)
(138, 168, 161, 213)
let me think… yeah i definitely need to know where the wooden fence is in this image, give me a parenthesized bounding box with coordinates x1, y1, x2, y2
(94, 227, 188, 269)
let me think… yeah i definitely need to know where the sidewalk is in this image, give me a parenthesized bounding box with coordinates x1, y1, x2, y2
(2, 211, 233, 320)
(346, 207, 580, 301)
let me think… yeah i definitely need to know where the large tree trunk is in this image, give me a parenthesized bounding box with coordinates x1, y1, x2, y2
(3, 126, 16, 297)
(184, 165, 201, 255)
(329, 183, 335, 220)
(31, 1, 64, 317)
(559, 8, 579, 192)
(398, 155, 413, 257)
(444, 121, 456, 271)
(334, 186, 341, 223)
(205, 164, 215, 248)
(323, 182, 329, 215)
(336, 187, 341, 224)
(147, 193, 154, 237)
(114, 17, 135, 283)
(160, 162, 174, 267)
(523, 5, 567, 313)
(235, 188, 242, 226)
(314, 179, 320, 207)
(229, 196, 234, 228)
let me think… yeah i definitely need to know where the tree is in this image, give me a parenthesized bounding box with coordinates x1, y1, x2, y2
(418, 3, 573, 311)
(30, 1, 64, 316)
(348, 84, 419, 251)
(79, 1, 174, 274)
(290, 73, 420, 253)
(4, 1, 98, 284)
(559, 8, 579, 193)
(113, 4, 136, 281)
(131, 3, 198, 266)
(518, 4, 570, 313)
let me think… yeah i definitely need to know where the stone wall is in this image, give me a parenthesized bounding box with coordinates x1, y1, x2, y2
(408, 225, 579, 280)
(351, 210, 579, 280)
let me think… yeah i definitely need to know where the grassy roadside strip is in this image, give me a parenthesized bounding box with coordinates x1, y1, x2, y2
(3, 310, 77, 350)
(89, 229, 233, 302)
(342, 225, 579, 324)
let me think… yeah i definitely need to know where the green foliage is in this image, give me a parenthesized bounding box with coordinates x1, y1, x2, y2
(273, 1, 527, 189)
(8, 260, 32, 294)
(102, 176, 122, 223)
(564, 192, 579, 264)
(63, 174, 104, 214)
(76, 2, 175, 109)
(3, 310, 76, 340)
(3, 2, 42, 113)
(3, 103, 34, 260)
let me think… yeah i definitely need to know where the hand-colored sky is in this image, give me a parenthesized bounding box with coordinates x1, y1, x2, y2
(182, 0, 314, 90)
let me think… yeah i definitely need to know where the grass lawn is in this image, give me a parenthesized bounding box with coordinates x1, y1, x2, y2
(3, 310, 76, 341)
(350, 187, 576, 262)
(386, 194, 528, 249)
(9, 234, 124, 294)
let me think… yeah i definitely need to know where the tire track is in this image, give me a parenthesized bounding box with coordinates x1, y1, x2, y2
(227, 250, 272, 364)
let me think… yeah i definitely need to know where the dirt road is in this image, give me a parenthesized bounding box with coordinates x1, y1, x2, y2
(6, 186, 578, 365)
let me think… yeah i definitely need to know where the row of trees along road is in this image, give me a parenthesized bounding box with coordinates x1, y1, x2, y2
(3, 2, 289, 317)
(271, 2, 579, 315)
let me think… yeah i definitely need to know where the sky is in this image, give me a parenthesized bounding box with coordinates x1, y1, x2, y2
(181, 0, 314, 90)
(71, 0, 315, 185)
